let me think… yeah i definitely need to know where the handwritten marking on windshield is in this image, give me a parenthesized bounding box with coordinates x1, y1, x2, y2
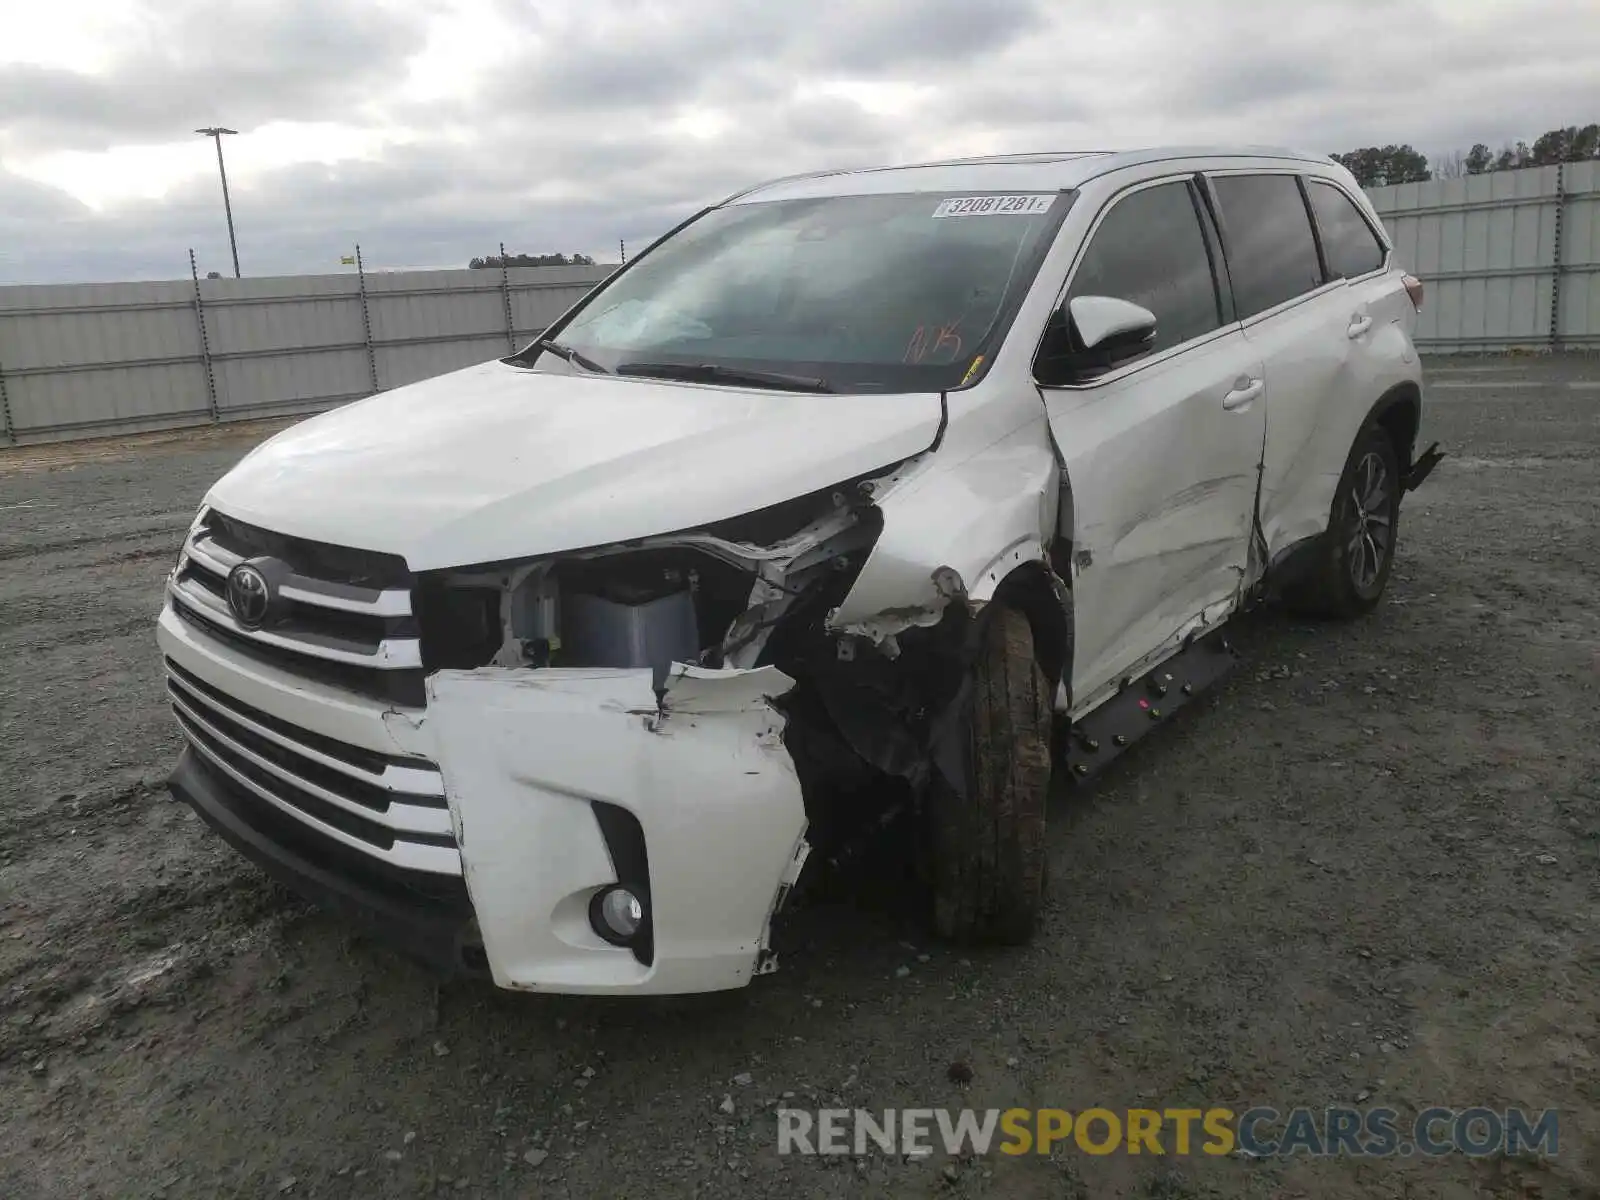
(904, 323, 964, 365)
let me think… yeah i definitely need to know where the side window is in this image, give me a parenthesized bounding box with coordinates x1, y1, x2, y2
(1065, 181, 1222, 355)
(1308, 180, 1387, 279)
(1210, 174, 1325, 317)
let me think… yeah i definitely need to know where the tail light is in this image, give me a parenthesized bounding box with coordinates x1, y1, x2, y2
(1402, 274, 1424, 311)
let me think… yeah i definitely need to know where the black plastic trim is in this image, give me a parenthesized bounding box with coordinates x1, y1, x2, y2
(1060, 628, 1238, 783)
(169, 748, 484, 977)
(204, 511, 412, 591)
(168, 678, 444, 815)
(183, 557, 417, 642)
(170, 598, 427, 707)
(1405, 442, 1445, 492)
(174, 710, 457, 850)
(590, 801, 654, 966)
(1187, 175, 1236, 326)
(164, 658, 433, 776)
(1296, 175, 1334, 285)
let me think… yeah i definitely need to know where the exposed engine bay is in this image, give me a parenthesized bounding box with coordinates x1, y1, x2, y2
(412, 462, 995, 871)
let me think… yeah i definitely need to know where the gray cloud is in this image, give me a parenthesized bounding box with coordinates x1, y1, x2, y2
(0, 165, 88, 221)
(2, 0, 1599, 283)
(484, 0, 1048, 119)
(0, 0, 427, 154)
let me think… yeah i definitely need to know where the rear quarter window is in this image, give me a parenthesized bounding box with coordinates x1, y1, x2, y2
(1308, 180, 1388, 279)
(1210, 174, 1325, 318)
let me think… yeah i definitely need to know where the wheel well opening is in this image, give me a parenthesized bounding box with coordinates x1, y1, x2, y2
(1375, 385, 1420, 473)
(991, 563, 1071, 690)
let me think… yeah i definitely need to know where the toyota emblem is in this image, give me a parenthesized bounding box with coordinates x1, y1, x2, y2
(225, 561, 274, 628)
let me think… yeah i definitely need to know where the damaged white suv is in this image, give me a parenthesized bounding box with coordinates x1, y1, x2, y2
(159, 147, 1441, 994)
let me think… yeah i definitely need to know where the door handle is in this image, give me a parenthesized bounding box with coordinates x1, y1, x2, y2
(1222, 379, 1263, 410)
(1347, 314, 1374, 338)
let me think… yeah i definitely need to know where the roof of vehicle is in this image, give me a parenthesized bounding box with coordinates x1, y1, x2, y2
(728, 146, 1341, 204)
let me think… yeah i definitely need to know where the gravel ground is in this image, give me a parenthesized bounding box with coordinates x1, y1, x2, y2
(1, 356, 1596, 1199)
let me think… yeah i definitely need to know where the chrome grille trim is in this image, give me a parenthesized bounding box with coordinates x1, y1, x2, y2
(176, 715, 462, 876)
(167, 576, 424, 669)
(165, 512, 455, 876)
(165, 667, 444, 799)
(169, 690, 454, 841)
(187, 534, 413, 618)
(166, 664, 462, 876)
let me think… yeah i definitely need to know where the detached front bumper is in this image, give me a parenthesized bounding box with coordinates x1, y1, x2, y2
(423, 665, 809, 995)
(161, 595, 810, 994)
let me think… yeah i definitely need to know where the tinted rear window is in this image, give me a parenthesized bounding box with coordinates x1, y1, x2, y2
(1308, 181, 1387, 279)
(1211, 175, 1325, 318)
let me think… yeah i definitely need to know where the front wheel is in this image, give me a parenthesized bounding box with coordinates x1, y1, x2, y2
(927, 604, 1052, 944)
(1286, 422, 1402, 618)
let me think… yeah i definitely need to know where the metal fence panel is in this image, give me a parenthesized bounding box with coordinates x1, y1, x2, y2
(1368, 161, 1597, 351)
(378, 335, 512, 392)
(0, 280, 213, 439)
(0, 264, 614, 444)
(11, 170, 1600, 447)
(7, 360, 213, 440)
(1560, 161, 1600, 343)
(201, 276, 371, 420)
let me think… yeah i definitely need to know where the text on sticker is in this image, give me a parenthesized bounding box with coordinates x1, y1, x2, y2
(932, 195, 1054, 219)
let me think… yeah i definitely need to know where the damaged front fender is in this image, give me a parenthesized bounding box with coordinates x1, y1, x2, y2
(828, 418, 1061, 641)
(425, 664, 808, 994)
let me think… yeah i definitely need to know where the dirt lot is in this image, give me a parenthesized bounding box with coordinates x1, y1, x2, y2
(1, 356, 1596, 1199)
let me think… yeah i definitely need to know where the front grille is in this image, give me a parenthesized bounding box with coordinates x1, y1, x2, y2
(165, 657, 460, 876)
(206, 511, 411, 591)
(167, 508, 426, 705)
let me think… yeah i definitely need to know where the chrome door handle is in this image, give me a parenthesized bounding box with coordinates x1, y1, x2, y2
(1222, 379, 1263, 410)
(1347, 314, 1374, 338)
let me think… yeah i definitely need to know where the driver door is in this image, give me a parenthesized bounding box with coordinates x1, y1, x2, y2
(1036, 176, 1266, 709)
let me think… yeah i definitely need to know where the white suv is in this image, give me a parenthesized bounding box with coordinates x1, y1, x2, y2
(158, 147, 1441, 994)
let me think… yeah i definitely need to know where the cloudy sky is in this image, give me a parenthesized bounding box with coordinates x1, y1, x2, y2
(2, 0, 1598, 283)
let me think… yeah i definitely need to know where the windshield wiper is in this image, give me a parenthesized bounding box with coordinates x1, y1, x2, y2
(534, 338, 609, 375)
(614, 361, 833, 393)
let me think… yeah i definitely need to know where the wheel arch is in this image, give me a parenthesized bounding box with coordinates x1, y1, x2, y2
(989, 561, 1073, 695)
(1367, 381, 1421, 474)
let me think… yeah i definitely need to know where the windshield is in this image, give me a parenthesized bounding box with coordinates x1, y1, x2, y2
(544, 190, 1074, 393)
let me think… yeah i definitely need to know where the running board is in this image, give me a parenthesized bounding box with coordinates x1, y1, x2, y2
(1059, 629, 1238, 784)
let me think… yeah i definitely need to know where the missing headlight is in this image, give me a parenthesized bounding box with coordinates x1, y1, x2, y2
(556, 551, 750, 670)
(416, 473, 889, 675)
(416, 579, 500, 669)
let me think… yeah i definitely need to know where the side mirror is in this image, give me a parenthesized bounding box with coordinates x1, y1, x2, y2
(1036, 295, 1158, 385)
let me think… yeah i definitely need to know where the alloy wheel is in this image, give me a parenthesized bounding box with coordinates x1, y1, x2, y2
(1346, 451, 1393, 591)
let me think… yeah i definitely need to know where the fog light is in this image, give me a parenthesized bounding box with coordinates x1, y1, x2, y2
(591, 885, 646, 945)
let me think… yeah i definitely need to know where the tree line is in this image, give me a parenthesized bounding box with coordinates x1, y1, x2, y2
(1331, 123, 1600, 187)
(468, 252, 596, 269)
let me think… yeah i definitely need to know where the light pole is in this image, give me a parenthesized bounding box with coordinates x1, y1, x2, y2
(195, 127, 240, 278)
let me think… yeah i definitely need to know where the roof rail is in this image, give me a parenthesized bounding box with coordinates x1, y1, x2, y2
(716, 145, 1335, 207)
(716, 165, 862, 206)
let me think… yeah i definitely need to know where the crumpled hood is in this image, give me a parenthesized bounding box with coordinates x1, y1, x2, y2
(206, 360, 943, 570)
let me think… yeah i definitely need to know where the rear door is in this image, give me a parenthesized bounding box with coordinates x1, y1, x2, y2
(1305, 175, 1420, 387)
(1205, 172, 1355, 560)
(1038, 176, 1266, 707)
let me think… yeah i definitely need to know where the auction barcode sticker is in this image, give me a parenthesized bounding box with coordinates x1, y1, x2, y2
(932, 194, 1054, 218)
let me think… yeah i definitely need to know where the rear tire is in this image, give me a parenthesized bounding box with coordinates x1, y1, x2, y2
(928, 605, 1052, 944)
(1285, 422, 1402, 618)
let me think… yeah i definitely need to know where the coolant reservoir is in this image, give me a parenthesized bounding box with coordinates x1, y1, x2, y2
(562, 589, 700, 671)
